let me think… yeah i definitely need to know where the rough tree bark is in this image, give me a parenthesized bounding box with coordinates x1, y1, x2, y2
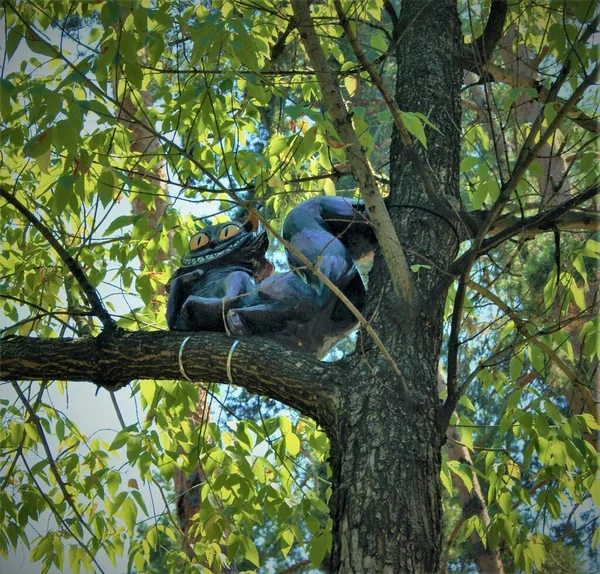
(10, 1, 596, 572)
(317, 0, 463, 567)
(1, 1, 461, 572)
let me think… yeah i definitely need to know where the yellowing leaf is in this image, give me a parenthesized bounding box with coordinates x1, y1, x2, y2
(569, 281, 586, 310)
(285, 432, 300, 456)
(323, 178, 336, 196)
(344, 75, 358, 97)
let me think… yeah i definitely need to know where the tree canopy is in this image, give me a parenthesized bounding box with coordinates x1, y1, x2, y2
(0, 0, 598, 573)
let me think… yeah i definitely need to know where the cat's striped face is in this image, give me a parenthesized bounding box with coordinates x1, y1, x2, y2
(180, 220, 268, 269)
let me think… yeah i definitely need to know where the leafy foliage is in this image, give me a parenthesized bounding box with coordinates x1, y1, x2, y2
(0, 0, 598, 573)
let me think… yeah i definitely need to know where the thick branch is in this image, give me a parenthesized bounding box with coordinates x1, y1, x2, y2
(5, 3, 410, 397)
(451, 184, 599, 276)
(479, 64, 600, 134)
(0, 331, 342, 431)
(461, 0, 508, 72)
(290, 0, 416, 312)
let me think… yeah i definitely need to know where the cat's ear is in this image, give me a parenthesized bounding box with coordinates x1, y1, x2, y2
(243, 210, 260, 232)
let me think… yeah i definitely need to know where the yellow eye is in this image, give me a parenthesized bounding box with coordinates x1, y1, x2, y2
(189, 232, 210, 251)
(218, 223, 242, 241)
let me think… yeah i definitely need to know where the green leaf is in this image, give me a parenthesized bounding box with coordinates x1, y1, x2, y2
(24, 422, 39, 442)
(509, 354, 523, 382)
(242, 535, 260, 567)
(440, 457, 453, 495)
(458, 425, 474, 452)
(106, 471, 121, 496)
(6, 25, 24, 60)
(309, 531, 332, 567)
(585, 239, 600, 253)
(528, 344, 545, 373)
(569, 281, 586, 310)
(53, 175, 74, 215)
(460, 156, 479, 171)
(592, 526, 600, 551)
(400, 111, 427, 148)
(280, 528, 294, 557)
(544, 271, 557, 308)
(98, 168, 118, 207)
(103, 214, 142, 236)
(108, 491, 127, 516)
(117, 498, 138, 535)
(370, 33, 388, 53)
(458, 395, 476, 412)
(25, 34, 57, 59)
(0, 79, 13, 121)
(543, 400, 563, 424)
(449, 460, 473, 492)
(497, 490, 511, 514)
(471, 182, 488, 210)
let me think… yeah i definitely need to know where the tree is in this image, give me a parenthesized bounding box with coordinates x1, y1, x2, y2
(1, 1, 598, 573)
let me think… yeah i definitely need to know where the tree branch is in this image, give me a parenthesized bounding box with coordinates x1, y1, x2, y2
(383, 0, 398, 27)
(480, 64, 599, 241)
(451, 184, 599, 276)
(461, 0, 508, 72)
(332, 0, 478, 236)
(0, 330, 342, 431)
(0, 186, 116, 331)
(473, 13, 600, 134)
(290, 0, 417, 313)
(5, 2, 406, 389)
(477, 62, 600, 134)
(442, 281, 598, 422)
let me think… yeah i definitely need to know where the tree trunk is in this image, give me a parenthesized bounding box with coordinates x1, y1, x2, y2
(324, 1, 462, 570)
(329, 360, 443, 572)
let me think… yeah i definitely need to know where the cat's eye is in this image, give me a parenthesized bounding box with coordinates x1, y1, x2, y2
(218, 223, 242, 241)
(189, 232, 210, 251)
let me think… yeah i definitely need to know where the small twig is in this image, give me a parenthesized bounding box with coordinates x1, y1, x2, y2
(12, 382, 102, 544)
(291, 0, 417, 316)
(333, 0, 477, 236)
(440, 515, 466, 574)
(0, 186, 116, 331)
(444, 280, 598, 420)
(108, 390, 184, 538)
(19, 454, 107, 574)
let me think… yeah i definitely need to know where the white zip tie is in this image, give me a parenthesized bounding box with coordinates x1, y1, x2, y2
(178, 336, 193, 381)
(226, 339, 240, 384)
(179, 336, 239, 384)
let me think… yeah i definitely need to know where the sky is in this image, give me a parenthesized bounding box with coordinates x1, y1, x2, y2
(0, 18, 167, 573)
